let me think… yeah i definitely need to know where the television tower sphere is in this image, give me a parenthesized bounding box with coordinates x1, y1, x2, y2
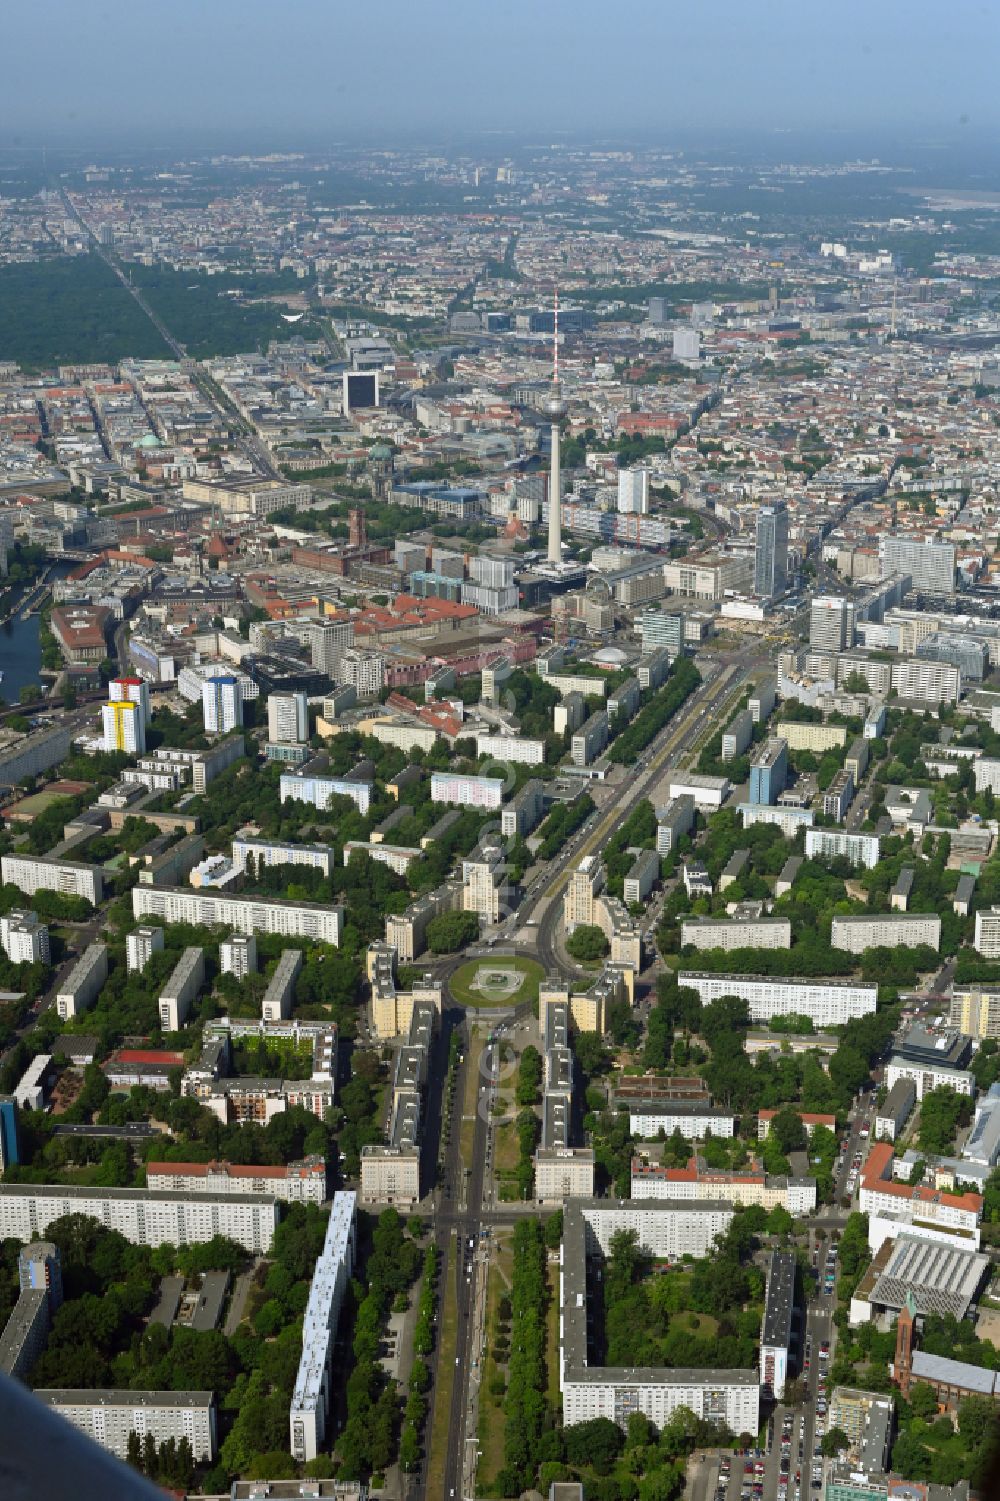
(544, 384, 568, 420)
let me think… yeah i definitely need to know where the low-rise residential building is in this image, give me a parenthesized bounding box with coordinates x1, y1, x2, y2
(146, 1156, 326, 1204)
(757, 1109, 836, 1140)
(860, 1142, 982, 1252)
(630, 1156, 817, 1215)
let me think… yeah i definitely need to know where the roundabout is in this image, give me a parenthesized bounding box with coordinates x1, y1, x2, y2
(447, 955, 545, 1009)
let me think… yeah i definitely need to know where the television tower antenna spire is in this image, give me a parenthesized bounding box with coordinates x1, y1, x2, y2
(545, 286, 567, 567)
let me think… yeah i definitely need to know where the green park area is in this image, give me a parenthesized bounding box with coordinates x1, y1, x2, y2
(448, 956, 545, 1009)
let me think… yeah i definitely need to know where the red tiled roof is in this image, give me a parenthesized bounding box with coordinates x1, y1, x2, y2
(110, 1050, 185, 1067)
(861, 1140, 983, 1213)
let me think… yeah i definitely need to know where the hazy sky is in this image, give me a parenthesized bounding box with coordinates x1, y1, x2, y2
(2, 0, 998, 148)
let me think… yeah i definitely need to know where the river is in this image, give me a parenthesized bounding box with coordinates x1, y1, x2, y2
(0, 561, 75, 706)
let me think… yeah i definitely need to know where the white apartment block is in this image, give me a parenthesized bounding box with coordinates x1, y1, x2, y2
(220, 934, 257, 978)
(133, 886, 343, 946)
(974, 908, 1000, 958)
(430, 771, 504, 809)
(267, 691, 309, 744)
(885, 1055, 975, 1102)
(721, 710, 753, 762)
(202, 675, 243, 734)
(158, 947, 205, 1032)
(501, 779, 547, 839)
(1, 854, 103, 906)
(656, 794, 696, 856)
(738, 803, 815, 837)
(830, 914, 941, 954)
(126, 925, 164, 973)
(624, 849, 660, 906)
(35, 1390, 217, 1464)
(262, 949, 303, 1023)
(560, 1199, 759, 1435)
(804, 828, 881, 869)
(338, 648, 384, 695)
(571, 712, 609, 767)
(462, 841, 507, 925)
(146, 1155, 326, 1205)
(280, 770, 372, 816)
(289, 1191, 356, 1463)
(629, 1110, 737, 1141)
(474, 731, 546, 765)
(680, 918, 792, 952)
(56, 943, 108, 1020)
(0, 909, 49, 965)
(535, 1149, 596, 1202)
(678, 971, 878, 1027)
(232, 834, 334, 879)
(0, 1184, 278, 1253)
(343, 841, 422, 877)
(974, 759, 1000, 795)
(891, 659, 961, 706)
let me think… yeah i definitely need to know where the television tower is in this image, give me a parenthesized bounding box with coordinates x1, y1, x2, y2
(546, 288, 567, 566)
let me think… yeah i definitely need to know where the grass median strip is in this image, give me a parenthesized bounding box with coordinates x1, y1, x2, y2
(426, 1237, 460, 1498)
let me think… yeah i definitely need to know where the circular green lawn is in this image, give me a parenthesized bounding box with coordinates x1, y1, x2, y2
(448, 955, 546, 1009)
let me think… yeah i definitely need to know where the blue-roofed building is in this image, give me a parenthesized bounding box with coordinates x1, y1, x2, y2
(0, 1096, 18, 1169)
(748, 736, 788, 806)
